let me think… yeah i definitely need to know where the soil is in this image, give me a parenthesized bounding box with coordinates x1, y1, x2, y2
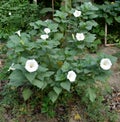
(0, 46, 120, 122)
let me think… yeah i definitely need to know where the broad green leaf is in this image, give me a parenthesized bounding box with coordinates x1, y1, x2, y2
(35, 20, 46, 26)
(22, 88, 32, 101)
(20, 57, 27, 65)
(43, 71, 54, 77)
(7, 35, 20, 48)
(47, 23, 58, 32)
(9, 70, 26, 87)
(85, 34, 96, 43)
(48, 91, 59, 103)
(14, 64, 24, 71)
(61, 61, 70, 72)
(25, 72, 37, 83)
(115, 16, 120, 23)
(55, 70, 66, 81)
(38, 66, 48, 72)
(32, 79, 44, 89)
(53, 86, 62, 95)
(40, 7, 53, 14)
(54, 10, 68, 19)
(29, 22, 39, 29)
(86, 20, 98, 30)
(60, 81, 71, 91)
(54, 33, 63, 41)
(86, 88, 96, 102)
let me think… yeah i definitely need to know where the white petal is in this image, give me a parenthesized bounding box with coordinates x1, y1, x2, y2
(25, 59, 39, 73)
(76, 33, 85, 41)
(41, 34, 49, 40)
(15, 30, 21, 37)
(100, 58, 112, 70)
(44, 28, 50, 34)
(67, 70, 76, 82)
(73, 10, 81, 17)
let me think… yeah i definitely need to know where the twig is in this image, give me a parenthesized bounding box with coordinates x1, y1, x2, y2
(104, 23, 107, 46)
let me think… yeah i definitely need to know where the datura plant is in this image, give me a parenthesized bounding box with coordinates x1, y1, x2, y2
(6, 2, 116, 103)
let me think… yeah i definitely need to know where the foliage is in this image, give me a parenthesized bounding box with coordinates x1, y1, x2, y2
(95, 1, 120, 44)
(0, 1, 118, 121)
(4, 1, 116, 103)
(0, 0, 40, 40)
(97, 1, 120, 25)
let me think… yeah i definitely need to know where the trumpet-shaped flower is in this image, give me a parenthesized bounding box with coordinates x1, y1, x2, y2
(76, 33, 85, 41)
(40, 34, 49, 40)
(15, 30, 21, 37)
(25, 59, 39, 73)
(67, 70, 76, 82)
(44, 28, 51, 34)
(73, 10, 81, 17)
(100, 58, 112, 70)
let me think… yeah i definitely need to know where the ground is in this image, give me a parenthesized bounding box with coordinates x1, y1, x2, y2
(0, 46, 120, 122)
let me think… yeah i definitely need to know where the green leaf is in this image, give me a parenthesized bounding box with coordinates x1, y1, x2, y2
(7, 35, 20, 48)
(32, 79, 44, 89)
(115, 16, 120, 23)
(54, 33, 63, 41)
(53, 86, 62, 95)
(60, 81, 71, 91)
(55, 70, 66, 81)
(85, 34, 96, 43)
(86, 88, 96, 102)
(25, 72, 37, 83)
(40, 7, 53, 14)
(38, 66, 48, 72)
(22, 88, 32, 101)
(35, 20, 46, 26)
(86, 20, 98, 30)
(54, 10, 68, 19)
(48, 91, 58, 103)
(9, 70, 26, 87)
(61, 61, 70, 72)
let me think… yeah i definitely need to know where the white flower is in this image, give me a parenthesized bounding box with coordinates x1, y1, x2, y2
(8, 63, 15, 71)
(76, 33, 85, 41)
(33, 0, 37, 4)
(40, 34, 49, 40)
(100, 58, 112, 70)
(15, 30, 21, 37)
(9, 12, 12, 16)
(44, 28, 50, 34)
(25, 59, 39, 73)
(73, 10, 81, 17)
(67, 70, 76, 82)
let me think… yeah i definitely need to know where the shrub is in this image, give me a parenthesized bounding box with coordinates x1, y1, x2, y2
(1, 1, 117, 120)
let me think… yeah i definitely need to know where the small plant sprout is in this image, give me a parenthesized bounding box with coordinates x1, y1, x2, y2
(73, 10, 81, 17)
(67, 70, 77, 82)
(25, 59, 39, 73)
(15, 30, 21, 37)
(8, 63, 15, 71)
(100, 58, 112, 70)
(40, 34, 49, 40)
(44, 28, 51, 34)
(76, 33, 85, 41)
